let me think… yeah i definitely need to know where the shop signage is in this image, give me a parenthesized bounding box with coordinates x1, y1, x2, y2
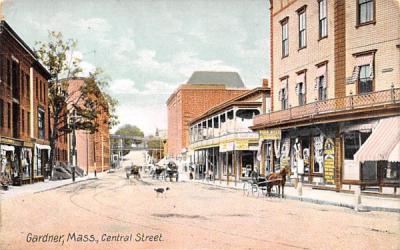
(259, 129, 281, 140)
(219, 142, 234, 152)
(235, 140, 249, 150)
(324, 138, 335, 185)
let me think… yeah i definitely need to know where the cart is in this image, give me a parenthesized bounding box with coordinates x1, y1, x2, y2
(126, 165, 141, 179)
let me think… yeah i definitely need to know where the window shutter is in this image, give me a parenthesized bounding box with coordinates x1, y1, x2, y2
(295, 83, 299, 96)
(351, 66, 360, 83)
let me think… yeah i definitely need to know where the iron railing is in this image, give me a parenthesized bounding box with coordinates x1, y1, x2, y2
(254, 87, 400, 127)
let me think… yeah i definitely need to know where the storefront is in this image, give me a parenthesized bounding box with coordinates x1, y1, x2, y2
(259, 126, 340, 188)
(34, 144, 51, 181)
(0, 138, 35, 185)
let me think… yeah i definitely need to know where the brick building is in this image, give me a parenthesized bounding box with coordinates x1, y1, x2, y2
(252, 0, 400, 194)
(167, 71, 248, 159)
(67, 78, 110, 173)
(0, 20, 51, 185)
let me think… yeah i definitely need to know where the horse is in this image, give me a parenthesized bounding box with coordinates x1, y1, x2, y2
(266, 167, 288, 198)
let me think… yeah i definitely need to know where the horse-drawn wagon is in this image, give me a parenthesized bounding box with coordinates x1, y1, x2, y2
(126, 165, 141, 179)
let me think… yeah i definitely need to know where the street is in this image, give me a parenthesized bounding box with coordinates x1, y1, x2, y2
(0, 170, 399, 250)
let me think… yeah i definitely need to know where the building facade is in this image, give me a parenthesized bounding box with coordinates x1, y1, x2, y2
(252, 0, 400, 194)
(189, 85, 270, 184)
(67, 78, 110, 174)
(0, 20, 51, 185)
(167, 71, 248, 159)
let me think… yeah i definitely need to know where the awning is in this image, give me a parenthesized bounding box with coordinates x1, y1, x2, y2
(0, 145, 15, 151)
(388, 141, 400, 162)
(354, 117, 400, 163)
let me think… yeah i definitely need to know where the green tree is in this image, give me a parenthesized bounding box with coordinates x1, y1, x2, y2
(35, 31, 118, 175)
(113, 124, 144, 155)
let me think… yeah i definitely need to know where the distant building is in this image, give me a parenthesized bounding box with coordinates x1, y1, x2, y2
(252, 0, 400, 194)
(167, 71, 248, 159)
(189, 84, 270, 182)
(0, 20, 51, 185)
(67, 78, 110, 173)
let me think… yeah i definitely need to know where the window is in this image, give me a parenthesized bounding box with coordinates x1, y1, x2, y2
(39, 80, 42, 101)
(36, 78, 38, 99)
(7, 103, 11, 128)
(281, 19, 289, 57)
(358, 64, 373, 93)
(0, 99, 3, 128)
(298, 9, 306, 49)
(344, 131, 371, 160)
(22, 110, 25, 133)
(281, 88, 288, 110)
(318, 76, 326, 101)
(28, 111, 30, 135)
(21, 71, 24, 96)
(26, 74, 30, 96)
(298, 82, 306, 106)
(38, 108, 45, 139)
(7, 59, 11, 85)
(318, 0, 328, 39)
(358, 0, 374, 25)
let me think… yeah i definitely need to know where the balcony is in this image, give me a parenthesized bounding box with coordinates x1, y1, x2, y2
(253, 87, 400, 129)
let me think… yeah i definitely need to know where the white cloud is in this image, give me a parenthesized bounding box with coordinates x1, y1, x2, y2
(66, 51, 97, 77)
(108, 79, 139, 94)
(73, 17, 111, 34)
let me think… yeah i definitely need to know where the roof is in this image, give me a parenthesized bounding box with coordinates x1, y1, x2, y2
(186, 71, 245, 88)
(190, 87, 270, 125)
(0, 20, 51, 79)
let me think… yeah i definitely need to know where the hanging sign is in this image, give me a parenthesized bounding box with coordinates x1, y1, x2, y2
(259, 129, 282, 140)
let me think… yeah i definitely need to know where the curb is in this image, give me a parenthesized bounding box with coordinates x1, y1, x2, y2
(33, 177, 98, 194)
(195, 181, 400, 213)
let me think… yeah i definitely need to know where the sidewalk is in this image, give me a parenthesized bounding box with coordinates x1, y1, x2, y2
(193, 179, 400, 213)
(0, 171, 107, 200)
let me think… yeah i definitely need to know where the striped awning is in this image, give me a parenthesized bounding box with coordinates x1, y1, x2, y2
(354, 117, 400, 163)
(388, 141, 400, 162)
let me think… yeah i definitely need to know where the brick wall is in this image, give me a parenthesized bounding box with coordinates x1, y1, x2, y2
(68, 79, 110, 173)
(167, 85, 247, 157)
(0, 26, 50, 143)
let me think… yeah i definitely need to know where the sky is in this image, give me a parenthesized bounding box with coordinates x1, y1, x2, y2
(3, 0, 269, 135)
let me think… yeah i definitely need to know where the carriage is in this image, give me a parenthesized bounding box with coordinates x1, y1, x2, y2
(126, 165, 141, 179)
(164, 162, 179, 182)
(243, 169, 286, 198)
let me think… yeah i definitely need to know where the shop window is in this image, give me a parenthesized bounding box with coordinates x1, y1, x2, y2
(313, 136, 324, 173)
(357, 0, 374, 25)
(358, 64, 373, 93)
(21, 148, 32, 179)
(344, 131, 371, 160)
(383, 162, 400, 182)
(35, 149, 43, 176)
(318, 0, 327, 39)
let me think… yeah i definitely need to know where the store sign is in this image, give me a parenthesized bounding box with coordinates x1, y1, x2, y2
(324, 138, 335, 185)
(259, 129, 281, 140)
(235, 140, 249, 150)
(220, 142, 234, 152)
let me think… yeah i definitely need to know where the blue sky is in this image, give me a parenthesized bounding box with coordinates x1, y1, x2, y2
(3, 0, 269, 135)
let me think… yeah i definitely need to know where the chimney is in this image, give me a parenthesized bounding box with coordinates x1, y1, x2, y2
(262, 78, 269, 88)
(0, 0, 4, 21)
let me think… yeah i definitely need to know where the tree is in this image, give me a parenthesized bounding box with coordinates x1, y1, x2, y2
(35, 31, 118, 176)
(113, 124, 144, 155)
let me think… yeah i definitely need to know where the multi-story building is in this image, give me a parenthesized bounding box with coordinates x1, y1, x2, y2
(0, 20, 51, 185)
(67, 78, 110, 174)
(167, 71, 248, 159)
(188, 82, 270, 183)
(252, 0, 400, 194)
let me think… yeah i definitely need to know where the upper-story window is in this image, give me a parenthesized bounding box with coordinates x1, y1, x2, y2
(297, 7, 307, 49)
(359, 65, 373, 93)
(318, 0, 328, 39)
(357, 0, 374, 25)
(315, 63, 327, 101)
(351, 53, 374, 94)
(281, 18, 289, 57)
(279, 78, 289, 110)
(0, 99, 3, 128)
(295, 72, 306, 106)
(38, 108, 45, 139)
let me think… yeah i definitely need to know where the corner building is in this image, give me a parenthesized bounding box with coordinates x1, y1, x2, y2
(252, 0, 400, 194)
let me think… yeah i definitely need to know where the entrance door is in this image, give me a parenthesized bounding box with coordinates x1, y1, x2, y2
(264, 142, 272, 175)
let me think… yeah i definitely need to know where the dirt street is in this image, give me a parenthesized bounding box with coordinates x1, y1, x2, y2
(0, 170, 399, 250)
